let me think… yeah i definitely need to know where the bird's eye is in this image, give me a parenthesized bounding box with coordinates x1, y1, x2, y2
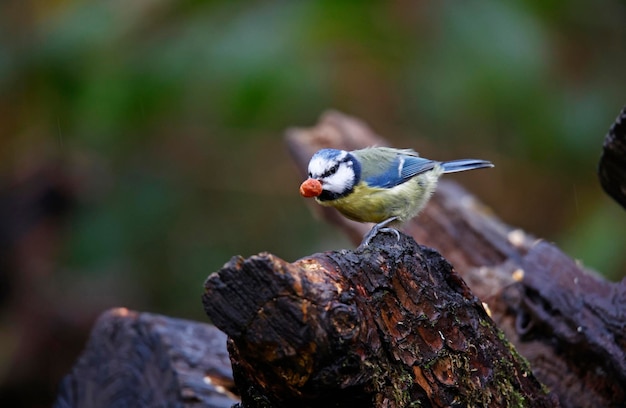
(308, 172, 312, 178)
(319, 162, 341, 178)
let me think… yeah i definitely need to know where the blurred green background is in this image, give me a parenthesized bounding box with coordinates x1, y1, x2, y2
(1, 0, 625, 405)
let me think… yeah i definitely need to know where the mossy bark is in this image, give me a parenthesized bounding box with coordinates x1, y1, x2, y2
(203, 233, 558, 407)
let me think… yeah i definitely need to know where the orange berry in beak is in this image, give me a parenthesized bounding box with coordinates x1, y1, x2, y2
(300, 178, 323, 197)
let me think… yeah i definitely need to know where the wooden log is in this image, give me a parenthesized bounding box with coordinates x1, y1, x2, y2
(54, 308, 239, 408)
(202, 233, 558, 407)
(284, 111, 626, 408)
(599, 106, 626, 210)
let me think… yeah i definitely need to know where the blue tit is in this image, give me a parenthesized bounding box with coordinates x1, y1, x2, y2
(299, 147, 493, 246)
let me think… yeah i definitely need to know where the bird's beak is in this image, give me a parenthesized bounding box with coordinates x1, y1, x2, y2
(300, 178, 323, 198)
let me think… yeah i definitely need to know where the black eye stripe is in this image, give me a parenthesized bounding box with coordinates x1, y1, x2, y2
(322, 164, 339, 178)
(320, 160, 352, 179)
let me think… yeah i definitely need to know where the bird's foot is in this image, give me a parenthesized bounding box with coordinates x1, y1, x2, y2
(359, 217, 400, 248)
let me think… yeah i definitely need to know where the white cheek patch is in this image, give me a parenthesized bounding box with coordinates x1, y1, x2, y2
(322, 163, 354, 194)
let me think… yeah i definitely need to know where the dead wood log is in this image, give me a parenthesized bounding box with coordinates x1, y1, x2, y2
(203, 233, 558, 407)
(599, 106, 626, 209)
(284, 111, 626, 408)
(54, 308, 239, 408)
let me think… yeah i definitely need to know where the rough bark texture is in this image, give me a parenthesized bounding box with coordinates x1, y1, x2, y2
(203, 233, 558, 407)
(285, 110, 626, 408)
(54, 308, 239, 408)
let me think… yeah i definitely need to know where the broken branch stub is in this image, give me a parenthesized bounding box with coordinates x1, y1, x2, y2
(203, 233, 558, 407)
(599, 106, 626, 210)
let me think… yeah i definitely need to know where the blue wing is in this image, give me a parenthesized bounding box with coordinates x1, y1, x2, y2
(363, 153, 436, 189)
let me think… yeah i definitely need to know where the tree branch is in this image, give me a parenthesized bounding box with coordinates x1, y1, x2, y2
(203, 233, 558, 407)
(599, 106, 626, 209)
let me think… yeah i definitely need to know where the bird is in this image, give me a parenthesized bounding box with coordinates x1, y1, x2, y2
(299, 146, 493, 246)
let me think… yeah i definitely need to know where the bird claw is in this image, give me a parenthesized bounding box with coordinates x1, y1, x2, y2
(359, 217, 400, 248)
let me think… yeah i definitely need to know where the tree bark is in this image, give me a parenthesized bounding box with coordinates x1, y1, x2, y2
(55, 308, 239, 408)
(599, 106, 626, 209)
(283, 110, 626, 408)
(203, 233, 558, 407)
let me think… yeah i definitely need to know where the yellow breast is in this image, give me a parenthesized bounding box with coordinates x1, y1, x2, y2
(315, 175, 438, 224)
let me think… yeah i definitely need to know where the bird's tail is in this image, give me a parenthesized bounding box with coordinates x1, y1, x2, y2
(441, 159, 494, 174)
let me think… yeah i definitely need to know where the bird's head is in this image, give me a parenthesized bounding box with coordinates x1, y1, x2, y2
(300, 149, 361, 201)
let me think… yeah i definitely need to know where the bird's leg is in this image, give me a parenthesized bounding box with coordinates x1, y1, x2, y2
(359, 216, 400, 247)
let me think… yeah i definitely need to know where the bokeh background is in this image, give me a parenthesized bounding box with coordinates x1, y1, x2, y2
(1, 0, 625, 406)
